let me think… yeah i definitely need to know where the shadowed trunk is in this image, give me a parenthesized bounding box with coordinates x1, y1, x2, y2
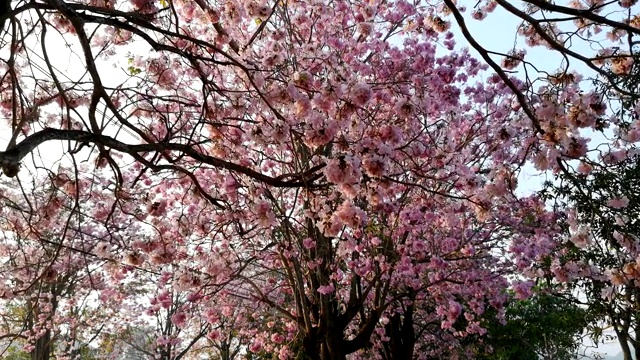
(382, 294, 415, 360)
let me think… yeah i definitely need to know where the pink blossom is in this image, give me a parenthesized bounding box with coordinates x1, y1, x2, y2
(147, 200, 168, 217)
(360, 5, 376, 20)
(293, 71, 312, 89)
(94, 242, 112, 258)
(207, 330, 221, 341)
(471, 10, 486, 20)
(619, 0, 637, 8)
(447, 300, 463, 321)
(512, 281, 534, 300)
(255, 200, 277, 227)
(249, 339, 263, 353)
(157, 291, 172, 309)
(625, 129, 640, 143)
(577, 162, 593, 174)
(601, 286, 616, 301)
(131, 0, 155, 10)
(612, 56, 634, 74)
(362, 154, 387, 178)
(607, 197, 630, 209)
(601, 150, 628, 164)
(351, 82, 372, 106)
(333, 201, 367, 229)
(158, 335, 174, 347)
(171, 312, 187, 328)
(124, 252, 145, 266)
(186, 292, 202, 302)
(317, 284, 335, 295)
(304, 121, 338, 147)
(323, 159, 345, 184)
(570, 226, 592, 248)
(359, 20, 374, 34)
(606, 269, 626, 285)
(466, 321, 487, 335)
(302, 237, 316, 249)
(223, 175, 240, 200)
(271, 333, 285, 344)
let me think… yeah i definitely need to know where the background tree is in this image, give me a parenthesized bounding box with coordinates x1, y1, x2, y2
(539, 153, 640, 360)
(0, 181, 115, 360)
(531, 22, 640, 358)
(474, 289, 590, 360)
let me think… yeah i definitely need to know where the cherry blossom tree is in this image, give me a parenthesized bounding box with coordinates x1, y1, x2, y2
(2, 0, 640, 359)
(0, 180, 118, 359)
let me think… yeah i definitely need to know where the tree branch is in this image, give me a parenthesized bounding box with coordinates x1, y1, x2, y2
(0, 128, 323, 188)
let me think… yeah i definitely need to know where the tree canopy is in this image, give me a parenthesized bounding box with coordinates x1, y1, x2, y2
(0, 0, 638, 359)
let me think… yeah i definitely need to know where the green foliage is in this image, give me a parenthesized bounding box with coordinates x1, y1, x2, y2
(127, 55, 142, 75)
(539, 151, 640, 350)
(1, 346, 31, 360)
(476, 291, 589, 360)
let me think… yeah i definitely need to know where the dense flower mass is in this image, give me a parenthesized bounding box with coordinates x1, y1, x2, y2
(0, 0, 638, 359)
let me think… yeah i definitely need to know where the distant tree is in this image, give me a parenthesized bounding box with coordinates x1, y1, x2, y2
(535, 43, 640, 360)
(475, 290, 589, 360)
(538, 153, 640, 360)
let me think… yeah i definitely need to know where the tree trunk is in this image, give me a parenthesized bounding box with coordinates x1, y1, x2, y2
(303, 326, 347, 360)
(31, 331, 52, 360)
(323, 329, 347, 360)
(219, 341, 231, 360)
(27, 298, 53, 360)
(383, 306, 415, 360)
(615, 327, 633, 360)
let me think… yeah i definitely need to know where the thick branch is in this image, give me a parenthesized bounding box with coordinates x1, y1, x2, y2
(443, 0, 545, 135)
(494, 0, 635, 97)
(523, 0, 640, 36)
(0, 128, 321, 187)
